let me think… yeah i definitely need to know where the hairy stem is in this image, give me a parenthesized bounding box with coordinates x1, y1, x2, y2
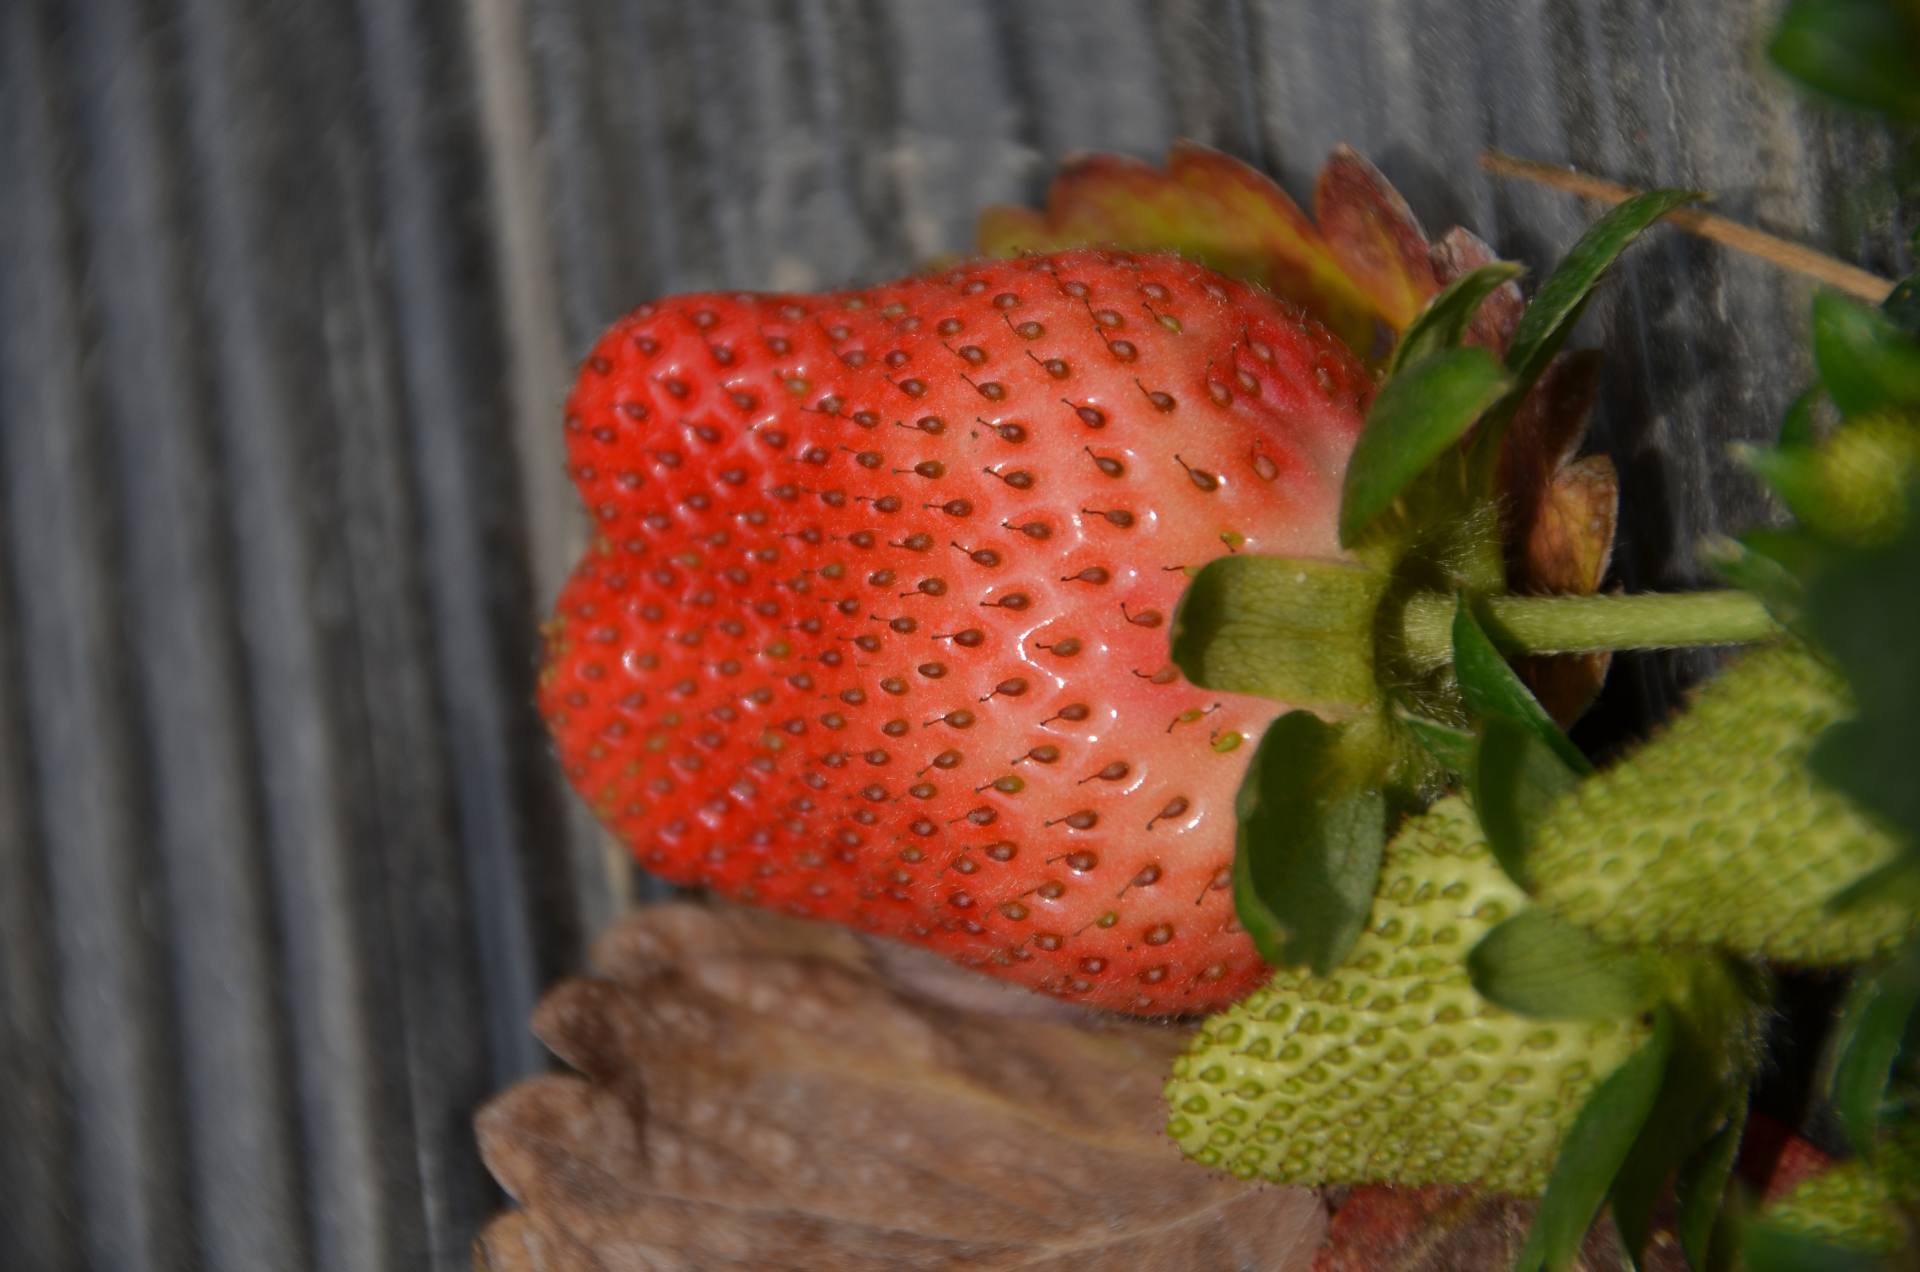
(1400, 590, 1784, 670)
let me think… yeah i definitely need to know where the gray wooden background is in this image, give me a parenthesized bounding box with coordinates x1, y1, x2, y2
(0, 2, 1910, 1270)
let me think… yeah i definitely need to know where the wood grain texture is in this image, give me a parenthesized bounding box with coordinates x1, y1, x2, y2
(0, 1, 1911, 1269)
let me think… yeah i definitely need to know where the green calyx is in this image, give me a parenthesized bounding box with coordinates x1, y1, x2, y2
(1526, 642, 1916, 964)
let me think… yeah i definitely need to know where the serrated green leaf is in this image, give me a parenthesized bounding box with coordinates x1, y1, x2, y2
(1467, 908, 1668, 1019)
(1812, 291, 1920, 417)
(1504, 188, 1703, 388)
(1398, 709, 1476, 775)
(1452, 597, 1593, 775)
(1674, 1111, 1746, 1272)
(1472, 716, 1583, 889)
(1768, 0, 1920, 122)
(1388, 260, 1526, 376)
(1233, 710, 1389, 975)
(1804, 481, 1920, 841)
(1170, 555, 1388, 711)
(1514, 1008, 1675, 1272)
(1338, 346, 1512, 548)
(1826, 941, 1920, 1153)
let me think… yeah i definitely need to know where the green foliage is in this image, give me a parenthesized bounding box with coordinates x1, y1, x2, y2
(1231, 711, 1388, 975)
(1338, 347, 1511, 548)
(1769, 0, 1920, 121)
(1387, 261, 1526, 375)
(1513, 1011, 1674, 1272)
(1467, 909, 1669, 1020)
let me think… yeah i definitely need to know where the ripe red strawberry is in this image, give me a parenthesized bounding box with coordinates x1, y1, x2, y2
(540, 249, 1373, 1014)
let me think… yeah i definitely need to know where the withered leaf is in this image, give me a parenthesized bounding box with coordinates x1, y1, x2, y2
(475, 903, 1327, 1271)
(1495, 350, 1620, 725)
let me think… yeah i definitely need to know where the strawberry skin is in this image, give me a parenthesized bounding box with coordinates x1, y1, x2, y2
(540, 249, 1372, 1014)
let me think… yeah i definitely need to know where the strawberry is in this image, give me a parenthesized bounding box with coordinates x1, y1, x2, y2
(1526, 641, 1915, 964)
(1165, 797, 1654, 1190)
(539, 248, 1373, 1014)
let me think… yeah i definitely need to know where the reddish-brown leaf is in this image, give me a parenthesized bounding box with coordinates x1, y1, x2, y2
(977, 141, 1390, 357)
(1313, 146, 1441, 332)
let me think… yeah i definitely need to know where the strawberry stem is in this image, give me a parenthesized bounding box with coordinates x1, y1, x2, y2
(1400, 590, 1784, 669)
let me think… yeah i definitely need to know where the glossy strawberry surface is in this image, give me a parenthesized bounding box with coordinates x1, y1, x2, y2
(540, 249, 1372, 1013)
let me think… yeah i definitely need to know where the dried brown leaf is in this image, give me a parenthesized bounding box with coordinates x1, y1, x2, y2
(475, 904, 1326, 1270)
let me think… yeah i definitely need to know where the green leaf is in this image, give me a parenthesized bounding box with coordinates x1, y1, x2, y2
(1826, 941, 1920, 1152)
(1613, 1036, 1749, 1267)
(1171, 556, 1389, 712)
(1674, 1111, 1746, 1271)
(1467, 908, 1669, 1019)
(1812, 291, 1920, 417)
(1739, 1223, 1889, 1272)
(1452, 598, 1593, 775)
(1803, 481, 1920, 841)
(1397, 709, 1476, 776)
(1503, 188, 1703, 387)
(1884, 272, 1920, 335)
(1387, 260, 1526, 376)
(1514, 1008, 1675, 1272)
(1780, 384, 1826, 449)
(1704, 533, 1808, 625)
(1768, 0, 1920, 122)
(1472, 716, 1584, 889)
(1338, 346, 1512, 547)
(1233, 710, 1389, 975)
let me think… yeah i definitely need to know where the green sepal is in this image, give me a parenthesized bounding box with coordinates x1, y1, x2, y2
(1472, 716, 1583, 890)
(1674, 1110, 1747, 1272)
(1339, 346, 1512, 548)
(1452, 597, 1592, 775)
(1611, 958, 1767, 1269)
(1812, 291, 1920, 417)
(1705, 532, 1809, 626)
(1824, 939, 1920, 1153)
(1803, 479, 1920, 843)
(1514, 1007, 1675, 1272)
(1171, 555, 1389, 713)
(1884, 272, 1920, 335)
(1467, 908, 1671, 1020)
(1233, 710, 1389, 975)
(1780, 384, 1827, 448)
(1388, 260, 1526, 376)
(1397, 709, 1476, 777)
(1464, 188, 1701, 491)
(1768, 0, 1920, 122)
(1738, 1225, 1889, 1272)
(1503, 189, 1703, 389)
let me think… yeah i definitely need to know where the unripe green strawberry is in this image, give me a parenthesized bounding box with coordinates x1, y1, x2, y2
(1747, 408, 1920, 547)
(1757, 1124, 1920, 1257)
(1527, 642, 1915, 964)
(1166, 797, 1650, 1190)
(1798, 410, 1920, 545)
